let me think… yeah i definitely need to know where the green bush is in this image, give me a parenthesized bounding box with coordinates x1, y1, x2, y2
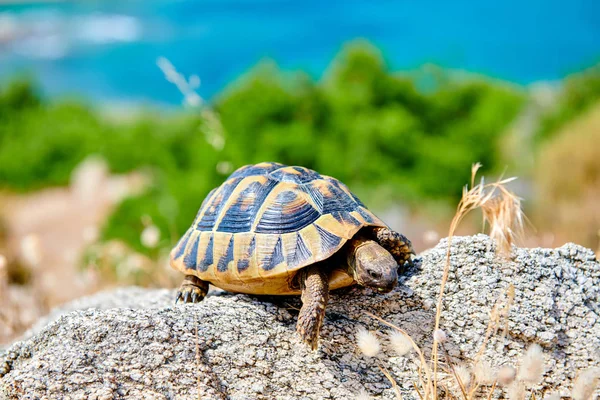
(536, 62, 600, 142)
(0, 41, 527, 257)
(216, 41, 525, 202)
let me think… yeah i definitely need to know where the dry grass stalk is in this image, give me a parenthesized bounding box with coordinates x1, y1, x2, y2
(366, 312, 434, 397)
(377, 362, 404, 400)
(195, 321, 201, 400)
(472, 283, 515, 369)
(363, 164, 525, 400)
(484, 382, 497, 400)
(473, 302, 500, 363)
(481, 185, 525, 256)
(501, 284, 515, 340)
(432, 163, 525, 394)
(440, 345, 469, 398)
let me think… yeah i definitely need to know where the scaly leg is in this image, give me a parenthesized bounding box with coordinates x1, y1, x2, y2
(296, 265, 329, 350)
(176, 275, 209, 303)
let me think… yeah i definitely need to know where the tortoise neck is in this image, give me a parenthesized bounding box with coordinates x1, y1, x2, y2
(345, 235, 373, 276)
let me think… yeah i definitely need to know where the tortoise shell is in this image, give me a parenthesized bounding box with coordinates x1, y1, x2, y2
(170, 162, 387, 295)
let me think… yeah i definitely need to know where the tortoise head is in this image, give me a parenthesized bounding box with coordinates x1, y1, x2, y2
(347, 239, 398, 293)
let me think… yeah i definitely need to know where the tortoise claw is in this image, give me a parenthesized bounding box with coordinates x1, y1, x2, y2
(297, 327, 319, 350)
(191, 291, 201, 303)
(176, 276, 209, 304)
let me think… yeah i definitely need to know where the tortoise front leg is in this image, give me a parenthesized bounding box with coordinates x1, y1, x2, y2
(176, 275, 209, 303)
(296, 265, 329, 350)
(372, 227, 415, 272)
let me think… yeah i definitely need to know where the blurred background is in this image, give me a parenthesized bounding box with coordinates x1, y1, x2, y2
(0, 0, 599, 343)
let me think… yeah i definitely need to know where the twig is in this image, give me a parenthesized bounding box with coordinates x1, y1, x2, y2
(441, 343, 468, 399)
(485, 382, 497, 400)
(378, 362, 403, 400)
(413, 382, 425, 400)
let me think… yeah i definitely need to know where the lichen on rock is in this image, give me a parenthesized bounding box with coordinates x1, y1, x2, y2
(1, 235, 599, 399)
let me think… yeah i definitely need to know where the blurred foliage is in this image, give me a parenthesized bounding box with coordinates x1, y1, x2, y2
(534, 103, 600, 247)
(82, 240, 179, 288)
(0, 41, 527, 256)
(536, 62, 600, 143)
(217, 42, 525, 201)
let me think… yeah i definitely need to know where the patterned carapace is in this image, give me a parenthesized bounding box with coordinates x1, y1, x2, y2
(169, 162, 387, 295)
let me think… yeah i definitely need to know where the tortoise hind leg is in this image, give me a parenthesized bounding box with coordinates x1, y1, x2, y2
(176, 275, 209, 303)
(372, 227, 415, 272)
(296, 265, 329, 350)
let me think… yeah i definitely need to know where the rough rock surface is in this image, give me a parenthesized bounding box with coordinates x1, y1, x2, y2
(1, 235, 599, 399)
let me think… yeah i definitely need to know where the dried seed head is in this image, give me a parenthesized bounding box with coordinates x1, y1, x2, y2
(517, 344, 545, 384)
(355, 388, 371, 400)
(423, 230, 440, 246)
(388, 330, 412, 356)
(572, 367, 600, 400)
(460, 163, 524, 256)
(140, 225, 161, 248)
(506, 381, 526, 400)
(433, 329, 447, 343)
(543, 392, 561, 400)
(20, 234, 42, 268)
(454, 364, 471, 388)
(356, 327, 380, 358)
(82, 225, 99, 244)
(497, 365, 516, 386)
(473, 360, 496, 385)
(216, 161, 233, 175)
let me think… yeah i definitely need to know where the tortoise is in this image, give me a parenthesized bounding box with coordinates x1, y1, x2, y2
(170, 162, 414, 349)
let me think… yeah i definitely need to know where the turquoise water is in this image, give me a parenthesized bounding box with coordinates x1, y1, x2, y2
(0, 0, 599, 105)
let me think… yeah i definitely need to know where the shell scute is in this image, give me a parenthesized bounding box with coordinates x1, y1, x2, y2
(230, 162, 284, 179)
(198, 234, 214, 272)
(215, 177, 278, 233)
(183, 231, 201, 269)
(262, 236, 285, 271)
(197, 177, 243, 230)
(331, 211, 362, 227)
(229, 233, 252, 273)
(172, 228, 193, 262)
(321, 179, 358, 214)
(285, 232, 313, 269)
(315, 224, 342, 253)
(217, 235, 235, 272)
(254, 189, 321, 234)
(269, 166, 322, 184)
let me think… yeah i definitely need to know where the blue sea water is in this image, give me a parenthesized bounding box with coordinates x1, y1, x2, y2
(0, 0, 599, 105)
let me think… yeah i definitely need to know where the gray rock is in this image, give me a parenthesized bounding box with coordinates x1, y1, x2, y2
(1, 235, 599, 399)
